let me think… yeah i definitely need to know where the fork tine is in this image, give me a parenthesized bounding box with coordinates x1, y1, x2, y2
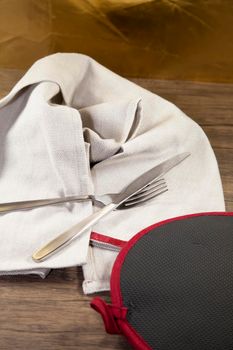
(138, 177, 165, 194)
(123, 187, 168, 207)
(123, 178, 165, 203)
(126, 180, 167, 202)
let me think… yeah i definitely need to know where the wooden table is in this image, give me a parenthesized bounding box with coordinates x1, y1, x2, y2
(0, 70, 232, 350)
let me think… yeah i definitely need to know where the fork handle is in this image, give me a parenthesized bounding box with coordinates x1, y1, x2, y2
(32, 203, 117, 262)
(0, 195, 90, 213)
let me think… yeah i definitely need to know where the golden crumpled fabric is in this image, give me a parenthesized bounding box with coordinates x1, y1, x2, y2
(0, 0, 233, 82)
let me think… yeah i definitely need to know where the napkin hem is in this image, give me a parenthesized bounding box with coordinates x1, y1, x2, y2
(0, 269, 50, 279)
(82, 279, 110, 294)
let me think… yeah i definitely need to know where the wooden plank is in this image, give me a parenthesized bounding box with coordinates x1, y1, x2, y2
(203, 125, 233, 149)
(132, 78, 233, 125)
(0, 268, 128, 350)
(0, 69, 232, 349)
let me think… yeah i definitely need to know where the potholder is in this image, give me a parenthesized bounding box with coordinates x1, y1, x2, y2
(91, 212, 233, 350)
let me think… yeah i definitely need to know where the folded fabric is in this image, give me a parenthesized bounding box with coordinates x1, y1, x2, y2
(0, 53, 225, 289)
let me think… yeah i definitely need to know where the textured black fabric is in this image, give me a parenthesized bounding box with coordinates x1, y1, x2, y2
(120, 215, 233, 350)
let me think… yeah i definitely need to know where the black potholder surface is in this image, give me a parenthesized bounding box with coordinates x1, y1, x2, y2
(120, 215, 233, 350)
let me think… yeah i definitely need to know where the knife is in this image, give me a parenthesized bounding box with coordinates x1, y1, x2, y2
(32, 152, 190, 262)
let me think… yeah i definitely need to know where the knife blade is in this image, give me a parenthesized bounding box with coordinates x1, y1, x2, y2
(32, 152, 190, 262)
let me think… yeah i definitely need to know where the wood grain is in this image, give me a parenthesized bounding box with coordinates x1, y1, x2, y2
(0, 70, 232, 350)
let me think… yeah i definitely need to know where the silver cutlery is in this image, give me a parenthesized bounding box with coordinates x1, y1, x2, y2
(32, 152, 190, 262)
(90, 238, 123, 252)
(0, 177, 167, 213)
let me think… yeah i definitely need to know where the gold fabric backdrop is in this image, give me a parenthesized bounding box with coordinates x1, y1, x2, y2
(0, 0, 233, 82)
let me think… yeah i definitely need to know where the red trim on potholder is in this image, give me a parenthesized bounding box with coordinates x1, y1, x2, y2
(90, 297, 127, 334)
(90, 231, 127, 248)
(90, 299, 151, 349)
(92, 211, 233, 350)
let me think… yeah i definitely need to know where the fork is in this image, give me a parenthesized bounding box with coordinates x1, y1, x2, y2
(0, 177, 167, 213)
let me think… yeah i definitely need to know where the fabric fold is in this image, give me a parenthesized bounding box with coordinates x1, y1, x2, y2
(0, 78, 93, 275)
(81, 98, 142, 162)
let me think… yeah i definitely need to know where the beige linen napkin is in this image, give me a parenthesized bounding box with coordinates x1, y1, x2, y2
(0, 54, 225, 289)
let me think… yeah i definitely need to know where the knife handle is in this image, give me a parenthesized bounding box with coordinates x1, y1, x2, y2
(32, 203, 117, 262)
